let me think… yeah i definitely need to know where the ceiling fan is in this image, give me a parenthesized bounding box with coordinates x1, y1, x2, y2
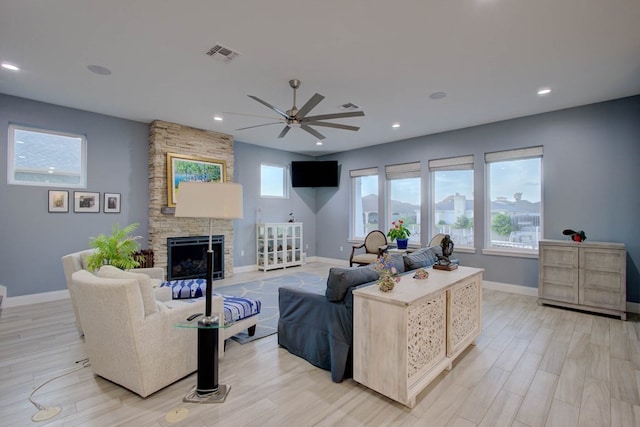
(234, 79, 365, 140)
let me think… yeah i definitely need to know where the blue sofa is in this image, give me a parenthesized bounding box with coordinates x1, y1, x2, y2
(277, 246, 443, 382)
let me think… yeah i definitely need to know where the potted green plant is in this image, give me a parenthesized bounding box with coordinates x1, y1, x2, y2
(387, 219, 411, 249)
(86, 222, 142, 271)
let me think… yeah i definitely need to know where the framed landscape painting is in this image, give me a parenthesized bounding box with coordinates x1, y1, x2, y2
(166, 153, 226, 207)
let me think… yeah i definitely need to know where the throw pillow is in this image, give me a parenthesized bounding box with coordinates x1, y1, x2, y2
(97, 265, 158, 316)
(403, 247, 439, 271)
(160, 278, 207, 299)
(325, 265, 379, 302)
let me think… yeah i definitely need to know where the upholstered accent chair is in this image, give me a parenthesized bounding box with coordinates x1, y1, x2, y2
(349, 230, 388, 267)
(70, 268, 212, 397)
(62, 249, 170, 336)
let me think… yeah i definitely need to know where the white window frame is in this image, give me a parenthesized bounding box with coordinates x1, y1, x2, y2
(429, 155, 475, 250)
(385, 162, 421, 245)
(350, 167, 379, 240)
(483, 146, 543, 258)
(260, 163, 288, 198)
(8, 124, 87, 188)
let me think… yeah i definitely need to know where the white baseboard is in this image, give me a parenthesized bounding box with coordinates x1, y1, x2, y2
(233, 264, 260, 274)
(482, 280, 640, 315)
(482, 280, 538, 297)
(5, 289, 70, 308)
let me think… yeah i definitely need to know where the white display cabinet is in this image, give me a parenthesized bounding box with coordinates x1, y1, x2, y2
(256, 223, 303, 271)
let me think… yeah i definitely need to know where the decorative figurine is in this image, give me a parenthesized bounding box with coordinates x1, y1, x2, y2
(563, 229, 586, 242)
(434, 234, 458, 271)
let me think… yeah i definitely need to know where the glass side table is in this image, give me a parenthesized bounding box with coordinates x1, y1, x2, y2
(175, 313, 234, 403)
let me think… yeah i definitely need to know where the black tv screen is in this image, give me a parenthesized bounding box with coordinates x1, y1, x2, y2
(291, 161, 339, 187)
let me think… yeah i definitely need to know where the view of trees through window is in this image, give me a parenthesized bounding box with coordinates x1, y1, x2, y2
(432, 169, 474, 247)
(487, 157, 541, 250)
(352, 174, 378, 239)
(388, 177, 421, 243)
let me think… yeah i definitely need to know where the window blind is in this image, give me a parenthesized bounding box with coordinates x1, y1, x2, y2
(428, 155, 474, 171)
(349, 167, 378, 177)
(385, 162, 420, 179)
(485, 146, 543, 163)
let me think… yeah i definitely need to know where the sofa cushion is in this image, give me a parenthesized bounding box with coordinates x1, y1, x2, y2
(325, 265, 379, 302)
(403, 247, 439, 271)
(97, 265, 158, 316)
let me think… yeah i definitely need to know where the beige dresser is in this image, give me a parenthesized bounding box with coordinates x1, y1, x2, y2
(353, 266, 483, 408)
(538, 239, 626, 320)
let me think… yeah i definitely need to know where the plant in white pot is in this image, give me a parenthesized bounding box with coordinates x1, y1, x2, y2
(86, 222, 142, 271)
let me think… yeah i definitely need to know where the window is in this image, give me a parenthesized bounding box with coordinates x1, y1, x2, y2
(430, 155, 474, 248)
(260, 163, 287, 198)
(8, 124, 87, 187)
(485, 146, 543, 253)
(350, 167, 378, 239)
(386, 162, 421, 244)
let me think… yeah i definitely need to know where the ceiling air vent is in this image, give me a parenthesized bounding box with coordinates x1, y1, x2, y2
(340, 102, 361, 110)
(206, 44, 240, 62)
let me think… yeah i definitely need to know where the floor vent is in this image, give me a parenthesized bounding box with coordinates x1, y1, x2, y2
(206, 44, 240, 62)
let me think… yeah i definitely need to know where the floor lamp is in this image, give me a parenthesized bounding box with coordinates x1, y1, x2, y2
(174, 181, 243, 403)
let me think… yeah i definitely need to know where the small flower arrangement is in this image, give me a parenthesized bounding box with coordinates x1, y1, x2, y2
(374, 253, 401, 292)
(387, 219, 411, 242)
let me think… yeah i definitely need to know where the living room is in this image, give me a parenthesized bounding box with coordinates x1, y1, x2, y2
(2, 1, 640, 425)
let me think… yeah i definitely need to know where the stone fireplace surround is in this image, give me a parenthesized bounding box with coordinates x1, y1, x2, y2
(148, 120, 236, 280)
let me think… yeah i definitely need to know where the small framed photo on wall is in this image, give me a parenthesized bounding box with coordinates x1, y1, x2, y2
(74, 191, 100, 213)
(103, 193, 121, 213)
(48, 190, 69, 213)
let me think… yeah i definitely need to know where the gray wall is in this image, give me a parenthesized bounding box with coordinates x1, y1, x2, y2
(0, 94, 150, 297)
(233, 142, 317, 267)
(3, 93, 639, 304)
(315, 96, 640, 301)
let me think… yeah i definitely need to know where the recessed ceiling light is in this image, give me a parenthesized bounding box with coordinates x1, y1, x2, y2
(213, 116, 223, 121)
(537, 88, 552, 96)
(392, 123, 400, 128)
(1, 62, 19, 71)
(315, 141, 323, 146)
(429, 91, 447, 100)
(87, 65, 112, 75)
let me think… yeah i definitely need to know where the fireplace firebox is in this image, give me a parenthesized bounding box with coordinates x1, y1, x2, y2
(167, 236, 224, 281)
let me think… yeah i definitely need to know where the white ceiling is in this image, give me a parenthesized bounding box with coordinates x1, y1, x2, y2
(1, 1, 639, 156)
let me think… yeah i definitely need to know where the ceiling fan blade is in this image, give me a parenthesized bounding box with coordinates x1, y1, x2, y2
(296, 93, 325, 118)
(303, 111, 365, 122)
(306, 122, 360, 131)
(236, 122, 282, 131)
(301, 124, 326, 140)
(277, 126, 291, 138)
(223, 111, 282, 120)
(247, 95, 290, 118)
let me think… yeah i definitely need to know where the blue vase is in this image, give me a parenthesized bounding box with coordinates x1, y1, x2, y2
(396, 238, 408, 249)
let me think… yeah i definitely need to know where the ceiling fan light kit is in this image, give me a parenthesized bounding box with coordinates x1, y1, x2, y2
(237, 79, 365, 140)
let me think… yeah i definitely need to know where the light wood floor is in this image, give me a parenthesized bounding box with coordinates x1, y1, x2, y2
(1, 261, 640, 426)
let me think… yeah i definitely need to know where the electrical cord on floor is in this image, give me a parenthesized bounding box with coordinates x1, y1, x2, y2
(28, 358, 91, 422)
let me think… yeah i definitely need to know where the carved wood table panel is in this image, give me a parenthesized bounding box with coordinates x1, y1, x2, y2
(353, 266, 483, 408)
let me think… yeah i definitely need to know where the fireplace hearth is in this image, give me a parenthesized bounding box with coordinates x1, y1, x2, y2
(167, 236, 224, 281)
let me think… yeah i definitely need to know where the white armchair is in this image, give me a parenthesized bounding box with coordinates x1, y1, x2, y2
(62, 249, 170, 336)
(71, 269, 216, 397)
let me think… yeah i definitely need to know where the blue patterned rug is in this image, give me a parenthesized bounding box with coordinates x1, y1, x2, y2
(215, 271, 326, 344)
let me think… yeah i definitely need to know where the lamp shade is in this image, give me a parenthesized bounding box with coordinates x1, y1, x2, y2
(174, 182, 243, 219)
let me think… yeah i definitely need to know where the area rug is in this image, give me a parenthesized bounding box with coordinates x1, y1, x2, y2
(215, 271, 326, 344)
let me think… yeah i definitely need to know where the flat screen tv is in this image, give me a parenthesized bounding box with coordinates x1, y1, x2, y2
(291, 160, 339, 188)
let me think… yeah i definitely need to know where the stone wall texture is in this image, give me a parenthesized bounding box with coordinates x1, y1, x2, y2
(148, 120, 236, 279)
